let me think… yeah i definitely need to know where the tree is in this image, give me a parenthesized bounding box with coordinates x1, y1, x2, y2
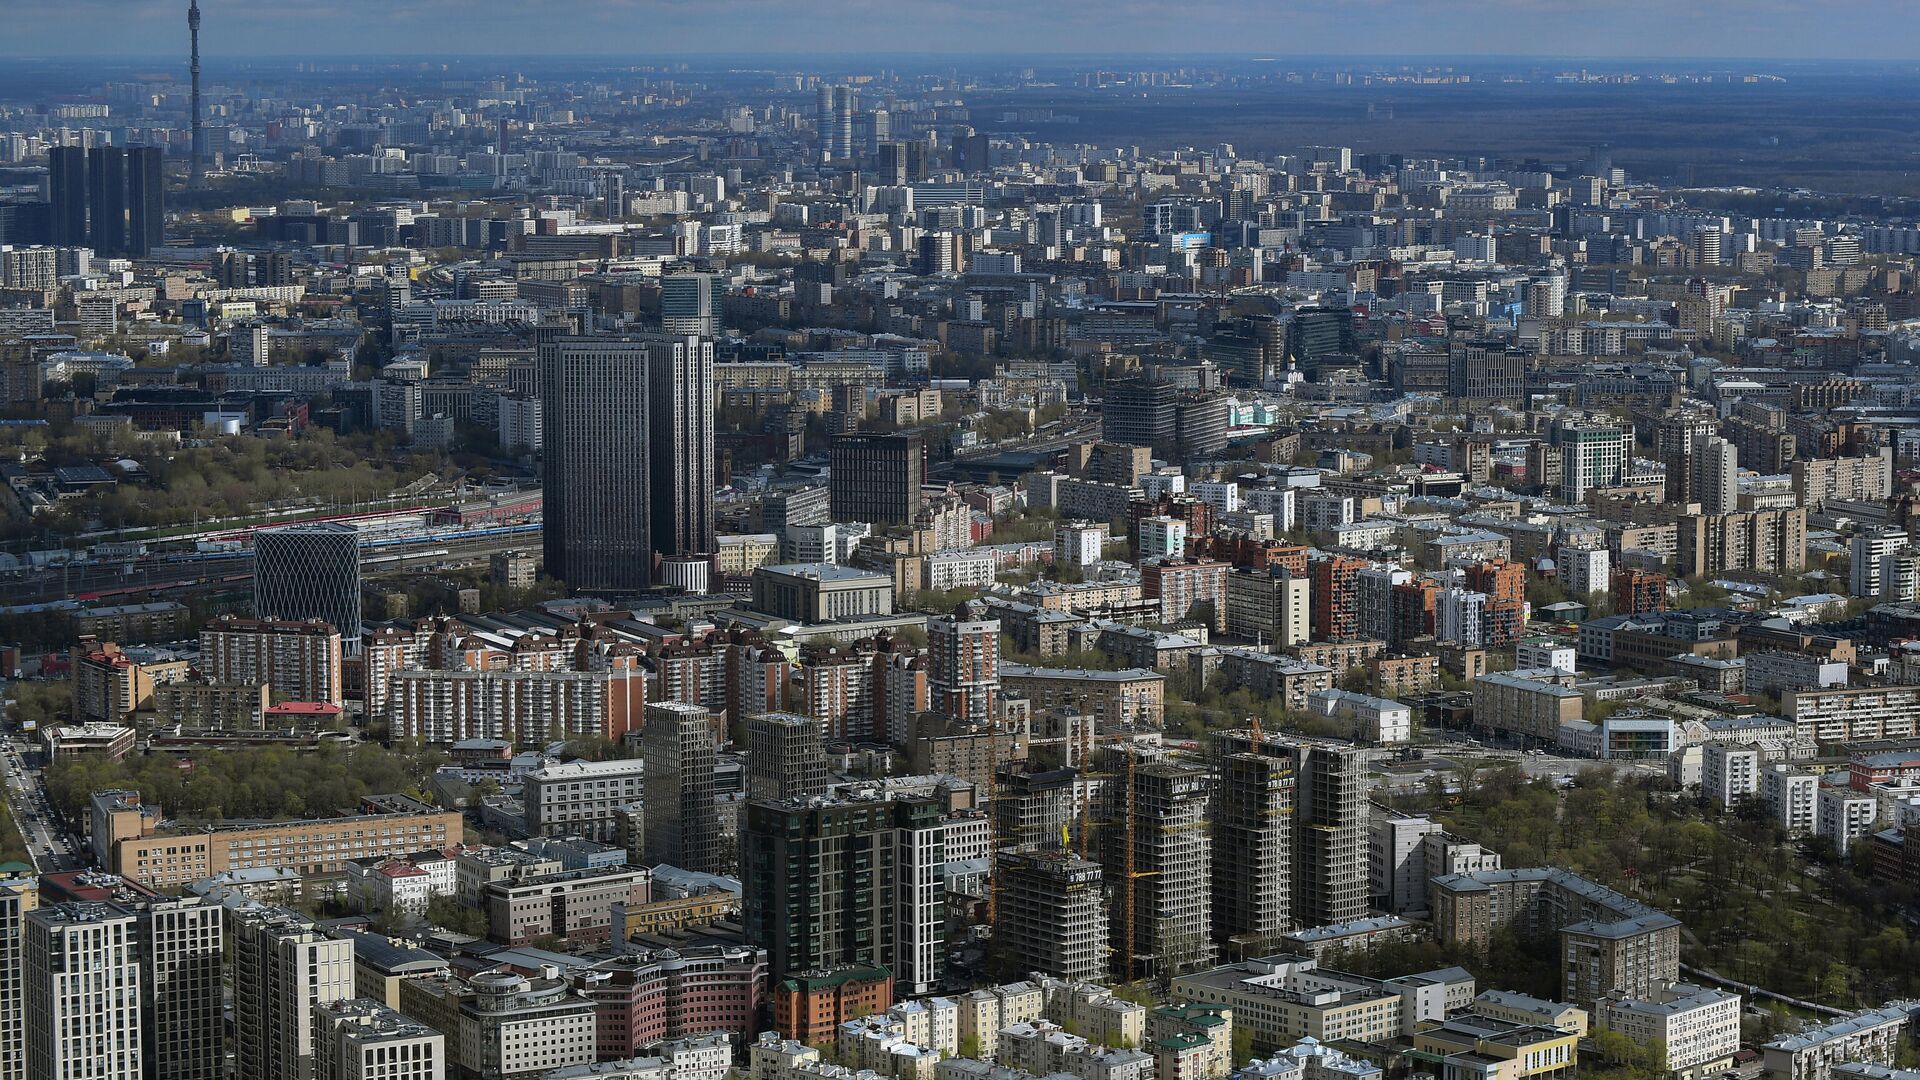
(1232, 1027, 1255, 1067)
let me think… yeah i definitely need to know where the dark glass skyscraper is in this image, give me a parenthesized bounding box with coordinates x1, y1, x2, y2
(48, 146, 87, 246)
(540, 335, 653, 592)
(87, 147, 128, 256)
(253, 522, 363, 654)
(127, 147, 165, 257)
(829, 432, 924, 526)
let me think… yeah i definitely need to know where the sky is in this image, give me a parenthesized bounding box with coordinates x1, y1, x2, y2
(9, 0, 1920, 62)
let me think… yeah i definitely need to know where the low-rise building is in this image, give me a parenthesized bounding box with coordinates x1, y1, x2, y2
(1760, 1003, 1919, 1080)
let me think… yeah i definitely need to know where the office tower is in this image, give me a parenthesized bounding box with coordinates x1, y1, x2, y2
(660, 272, 720, 336)
(1100, 379, 1227, 462)
(47, 146, 87, 247)
(993, 848, 1110, 982)
(1291, 740, 1367, 928)
(647, 334, 717, 559)
(928, 613, 999, 725)
(1286, 306, 1357, 379)
(829, 432, 924, 525)
(126, 147, 163, 257)
(540, 336, 652, 592)
(1211, 751, 1294, 958)
(1446, 339, 1524, 401)
(0, 875, 32, 1080)
(875, 140, 927, 185)
(312, 1000, 443, 1080)
(188, 0, 205, 182)
(742, 795, 943, 986)
(642, 701, 720, 873)
(1551, 416, 1631, 502)
(231, 906, 354, 1080)
(87, 147, 128, 256)
(1100, 749, 1214, 981)
(26, 904, 142, 1080)
(1690, 435, 1739, 515)
(137, 898, 225, 1080)
(951, 128, 990, 174)
(254, 522, 363, 654)
(1655, 411, 1719, 504)
(745, 712, 828, 802)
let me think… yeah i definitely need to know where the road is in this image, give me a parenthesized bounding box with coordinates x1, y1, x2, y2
(0, 723, 82, 874)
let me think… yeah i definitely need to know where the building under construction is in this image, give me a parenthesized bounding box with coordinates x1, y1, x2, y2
(1097, 745, 1215, 982)
(993, 846, 1110, 982)
(1212, 730, 1369, 934)
(1211, 749, 1295, 958)
(992, 764, 1081, 851)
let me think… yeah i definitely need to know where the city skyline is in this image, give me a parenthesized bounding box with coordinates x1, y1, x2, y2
(9, 0, 1920, 61)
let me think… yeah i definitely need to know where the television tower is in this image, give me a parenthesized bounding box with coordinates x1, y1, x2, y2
(188, 0, 205, 183)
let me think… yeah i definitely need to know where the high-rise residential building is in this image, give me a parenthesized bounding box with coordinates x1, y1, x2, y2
(1210, 750, 1294, 958)
(540, 335, 652, 592)
(829, 433, 925, 525)
(928, 614, 1000, 725)
(742, 795, 944, 986)
(86, 147, 128, 256)
(0, 875, 30, 1080)
(1310, 555, 1368, 642)
(254, 523, 363, 655)
(1689, 435, 1739, 516)
(312, 999, 443, 1080)
(1655, 411, 1719, 505)
(1675, 509, 1807, 578)
(660, 272, 721, 336)
(231, 906, 355, 1080)
(642, 701, 720, 873)
(1226, 568, 1311, 647)
(26, 904, 142, 1080)
(815, 85, 854, 163)
(1100, 748, 1214, 981)
(137, 898, 225, 1080)
(893, 797, 947, 997)
(198, 618, 345, 703)
(126, 147, 164, 257)
(48, 146, 87, 247)
(198, 616, 344, 704)
(1850, 528, 1909, 599)
(646, 334, 716, 559)
(993, 847, 1110, 982)
(1611, 568, 1667, 616)
(744, 712, 829, 803)
(1291, 739, 1368, 928)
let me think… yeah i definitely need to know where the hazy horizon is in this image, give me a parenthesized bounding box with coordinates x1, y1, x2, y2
(10, 0, 1920, 64)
